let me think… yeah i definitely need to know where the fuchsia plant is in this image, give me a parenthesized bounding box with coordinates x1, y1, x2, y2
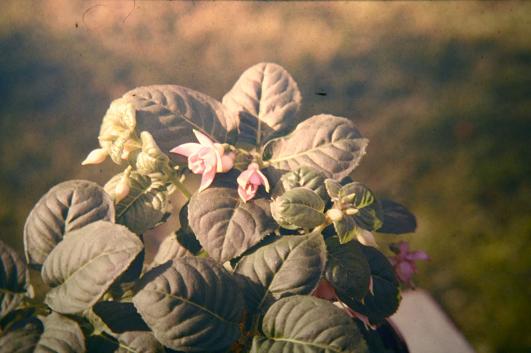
(0, 63, 427, 353)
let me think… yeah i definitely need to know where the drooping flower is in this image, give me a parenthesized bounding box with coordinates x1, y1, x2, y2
(170, 130, 234, 191)
(237, 163, 270, 202)
(389, 241, 429, 287)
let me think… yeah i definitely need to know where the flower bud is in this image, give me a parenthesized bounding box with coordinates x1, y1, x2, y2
(326, 209, 344, 222)
(114, 175, 130, 203)
(81, 148, 108, 165)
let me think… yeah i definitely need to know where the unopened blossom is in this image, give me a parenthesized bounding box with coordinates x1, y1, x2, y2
(237, 163, 270, 202)
(114, 174, 130, 203)
(389, 241, 429, 287)
(81, 148, 108, 165)
(170, 130, 234, 191)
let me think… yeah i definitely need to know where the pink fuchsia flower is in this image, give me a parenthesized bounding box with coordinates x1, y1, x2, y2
(170, 130, 234, 192)
(237, 163, 270, 202)
(389, 241, 429, 287)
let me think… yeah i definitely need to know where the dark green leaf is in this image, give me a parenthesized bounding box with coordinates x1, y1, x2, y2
(42, 221, 144, 314)
(105, 171, 169, 235)
(188, 187, 276, 263)
(24, 180, 115, 269)
(273, 166, 328, 201)
(132, 257, 244, 352)
(0, 319, 42, 353)
(325, 179, 342, 200)
(115, 331, 164, 353)
(222, 62, 302, 147)
(271, 187, 325, 230)
(35, 312, 85, 353)
(378, 199, 417, 234)
(263, 114, 368, 180)
(251, 296, 367, 353)
(325, 237, 371, 301)
(92, 302, 149, 334)
(0, 240, 29, 320)
(234, 231, 326, 312)
(150, 234, 193, 269)
(332, 182, 383, 243)
(343, 246, 400, 324)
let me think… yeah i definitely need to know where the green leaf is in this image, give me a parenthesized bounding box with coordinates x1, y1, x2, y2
(271, 187, 325, 230)
(0, 240, 29, 320)
(24, 180, 115, 269)
(378, 199, 417, 234)
(132, 257, 244, 352)
(263, 114, 368, 180)
(105, 171, 170, 235)
(150, 234, 193, 269)
(332, 182, 383, 244)
(35, 312, 85, 353)
(41, 221, 144, 314)
(251, 296, 367, 353)
(324, 179, 342, 200)
(92, 301, 149, 334)
(343, 246, 400, 324)
(325, 237, 371, 301)
(188, 186, 276, 263)
(99, 85, 238, 159)
(273, 166, 328, 201)
(0, 319, 42, 353)
(222, 62, 302, 147)
(234, 231, 326, 312)
(115, 331, 164, 353)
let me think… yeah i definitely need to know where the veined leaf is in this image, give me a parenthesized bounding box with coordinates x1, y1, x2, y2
(234, 231, 326, 312)
(105, 171, 169, 235)
(0, 240, 29, 320)
(325, 237, 371, 301)
(222, 62, 302, 147)
(271, 187, 325, 230)
(42, 221, 144, 314)
(132, 257, 244, 352)
(273, 166, 328, 201)
(263, 114, 368, 180)
(251, 296, 367, 353)
(150, 234, 193, 269)
(99, 85, 238, 159)
(115, 331, 164, 353)
(325, 179, 342, 200)
(188, 186, 276, 263)
(24, 180, 115, 269)
(343, 245, 400, 324)
(0, 320, 42, 353)
(35, 312, 85, 353)
(378, 199, 417, 234)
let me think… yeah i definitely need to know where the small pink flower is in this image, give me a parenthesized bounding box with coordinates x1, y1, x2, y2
(237, 163, 270, 202)
(170, 130, 234, 191)
(390, 241, 429, 287)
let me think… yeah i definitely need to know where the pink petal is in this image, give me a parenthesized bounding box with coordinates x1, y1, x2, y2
(170, 143, 203, 157)
(238, 185, 256, 202)
(237, 169, 253, 188)
(396, 261, 415, 284)
(407, 250, 429, 261)
(220, 152, 235, 172)
(313, 279, 338, 301)
(398, 241, 410, 255)
(255, 168, 270, 192)
(193, 129, 215, 147)
(198, 166, 217, 192)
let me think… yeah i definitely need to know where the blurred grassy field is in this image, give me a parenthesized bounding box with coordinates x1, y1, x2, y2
(1, 2, 530, 352)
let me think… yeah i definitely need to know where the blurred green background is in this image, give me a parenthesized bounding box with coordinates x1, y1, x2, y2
(1, 1, 530, 352)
